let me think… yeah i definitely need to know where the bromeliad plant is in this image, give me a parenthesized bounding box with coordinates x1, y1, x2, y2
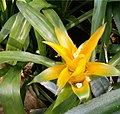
(1, 0, 120, 114)
(32, 24, 120, 103)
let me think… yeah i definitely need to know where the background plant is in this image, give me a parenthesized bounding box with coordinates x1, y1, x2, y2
(0, 0, 120, 114)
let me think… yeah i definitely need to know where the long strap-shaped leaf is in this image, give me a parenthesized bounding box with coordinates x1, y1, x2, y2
(66, 9, 93, 30)
(0, 51, 56, 67)
(0, 0, 8, 25)
(34, 29, 46, 56)
(91, 0, 108, 34)
(16, 0, 58, 43)
(0, 65, 25, 114)
(90, 0, 108, 62)
(45, 93, 79, 114)
(0, 14, 17, 43)
(29, 0, 53, 11)
(112, 2, 120, 34)
(109, 50, 120, 66)
(6, 13, 31, 51)
(99, 4, 112, 62)
(89, 0, 109, 97)
(64, 87, 120, 114)
(42, 8, 67, 33)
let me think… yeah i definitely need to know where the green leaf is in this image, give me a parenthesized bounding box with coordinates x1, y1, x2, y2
(34, 29, 46, 56)
(99, 3, 112, 62)
(0, 65, 25, 114)
(29, 0, 53, 11)
(61, 0, 72, 17)
(108, 44, 120, 54)
(90, 0, 108, 62)
(65, 1, 87, 18)
(66, 9, 93, 30)
(5, 13, 31, 65)
(23, 35, 30, 51)
(40, 81, 57, 94)
(0, 13, 17, 43)
(66, 15, 83, 30)
(0, 0, 8, 24)
(90, 77, 110, 97)
(16, 0, 58, 43)
(53, 84, 73, 109)
(33, 83, 54, 103)
(0, 0, 7, 12)
(112, 82, 120, 90)
(109, 50, 120, 66)
(89, 0, 109, 98)
(112, 2, 120, 34)
(91, 0, 107, 61)
(6, 13, 31, 51)
(45, 93, 79, 114)
(42, 8, 67, 33)
(64, 88, 120, 114)
(0, 51, 56, 67)
(91, 0, 108, 34)
(0, 64, 10, 76)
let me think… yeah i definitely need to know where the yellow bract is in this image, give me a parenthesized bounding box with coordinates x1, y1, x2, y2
(43, 24, 120, 101)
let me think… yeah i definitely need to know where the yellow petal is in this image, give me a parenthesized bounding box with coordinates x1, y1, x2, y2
(80, 24, 106, 61)
(72, 57, 86, 76)
(69, 74, 85, 84)
(44, 41, 72, 63)
(57, 67, 72, 90)
(55, 28, 77, 54)
(74, 41, 87, 58)
(71, 79, 91, 102)
(32, 64, 66, 83)
(67, 55, 84, 72)
(86, 62, 120, 76)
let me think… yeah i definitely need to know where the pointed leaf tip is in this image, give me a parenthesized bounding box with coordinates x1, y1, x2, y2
(55, 28, 77, 54)
(79, 23, 106, 62)
(87, 62, 120, 76)
(57, 67, 72, 90)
